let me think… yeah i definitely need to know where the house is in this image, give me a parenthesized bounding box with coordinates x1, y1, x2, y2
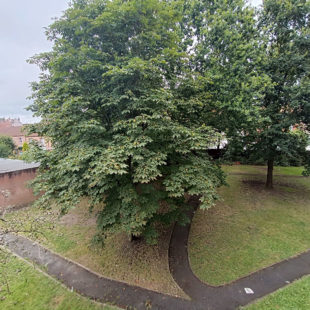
(0, 118, 52, 151)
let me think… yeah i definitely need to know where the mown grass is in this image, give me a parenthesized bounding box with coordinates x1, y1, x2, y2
(1, 201, 185, 298)
(243, 275, 310, 310)
(189, 165, 310, 286)
(0, 254, 117, 310)
(222, 164, 305, 176)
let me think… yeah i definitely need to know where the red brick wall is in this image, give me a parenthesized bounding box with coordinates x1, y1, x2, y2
(0, 168, 37, 212)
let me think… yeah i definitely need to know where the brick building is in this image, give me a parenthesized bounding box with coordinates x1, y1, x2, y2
(0, 158, 39, 211)
(0, 118, 52, 150)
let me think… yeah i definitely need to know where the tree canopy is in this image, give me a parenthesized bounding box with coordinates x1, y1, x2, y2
(201, 0, 310, 187)
(187, 0, 268, 139)
(0, 136, 15, 158)
(28, 0, 225, 243)
(249, 0, 310, 187)
(27, 0, 310, 242)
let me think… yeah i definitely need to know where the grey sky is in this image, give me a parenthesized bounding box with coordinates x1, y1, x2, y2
(0, 0, 262, 123)
(0, 0, 68, 123)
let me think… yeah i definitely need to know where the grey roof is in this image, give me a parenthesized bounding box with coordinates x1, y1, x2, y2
(0, 158, 39, 174)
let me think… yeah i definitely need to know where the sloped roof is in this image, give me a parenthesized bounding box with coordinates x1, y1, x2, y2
(0, 158, 39, 174)
(0, 125, 38, 137)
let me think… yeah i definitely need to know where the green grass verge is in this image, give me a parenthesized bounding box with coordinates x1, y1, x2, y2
(189, 165, 310, 285)
(222, 164, 304, 176)
(1, 201, 185, 298)
(0, 254, 117, 310)
(243, 275, 310, 310)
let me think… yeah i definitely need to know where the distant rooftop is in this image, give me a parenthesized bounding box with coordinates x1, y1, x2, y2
(0, 118, 22, 127)
(0, 118, 38, 137)
(0, 158, 39, 174)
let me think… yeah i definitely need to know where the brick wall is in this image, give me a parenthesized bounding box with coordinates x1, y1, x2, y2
(0, 168, 37, 213)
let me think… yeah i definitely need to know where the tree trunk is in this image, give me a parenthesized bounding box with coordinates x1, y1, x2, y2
(129, 234, 141, 242)
(266, 159, 274, 189)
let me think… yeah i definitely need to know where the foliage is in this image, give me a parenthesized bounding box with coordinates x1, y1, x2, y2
(0, 135, 15, 158)
(185, 0, 268, 141)
(20, 140, 40, 162)
(27, 0, 309, 241)
(242, 0, 310, 185)
(197, 0, 310, 187)
(22, 142, 29, 152)
(225, 130, 310, 168)
(27, 0, 225, 243)
(303, 153, 310, 176)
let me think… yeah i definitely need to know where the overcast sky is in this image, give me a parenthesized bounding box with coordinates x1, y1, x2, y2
(0, 0, 262, 123)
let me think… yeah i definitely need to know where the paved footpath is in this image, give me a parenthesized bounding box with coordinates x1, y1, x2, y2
(169, 196, 310, 309)
(2, 196, 310, 309)
(1, 233, 193, 310)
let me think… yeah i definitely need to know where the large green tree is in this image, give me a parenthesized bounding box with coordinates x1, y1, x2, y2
(184, 0, 268, 145)
(250, 0, 310, 188)
(0, 136, 15, 158)
(28, 0, 225, 243)
(189, 0, 310, 188)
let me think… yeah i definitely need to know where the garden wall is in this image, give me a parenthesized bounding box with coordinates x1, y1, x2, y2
(0, 168, 37, 213)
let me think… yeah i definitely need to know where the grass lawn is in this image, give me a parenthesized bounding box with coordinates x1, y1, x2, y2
(0, 254, 117, 310)
(189, 165, 310, 285)
(1, 201, 185, 298)
(222, 164, 305, 176)
(243, 275, 310, 310)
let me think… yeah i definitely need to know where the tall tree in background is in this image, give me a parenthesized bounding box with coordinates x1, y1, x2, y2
(251, 0, 310, 188)
(185, 0, 267, 148)
(28, 0, 225, 243)
(187, 0, 310, 188)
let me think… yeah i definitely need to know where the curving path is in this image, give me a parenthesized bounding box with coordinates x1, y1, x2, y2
(2, 193, 310, 309)
(1, 233, 193, 310)
(169, 196, 310, 309)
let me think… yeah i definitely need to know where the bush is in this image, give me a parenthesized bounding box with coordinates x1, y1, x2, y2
(0, 135, 15, 158)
